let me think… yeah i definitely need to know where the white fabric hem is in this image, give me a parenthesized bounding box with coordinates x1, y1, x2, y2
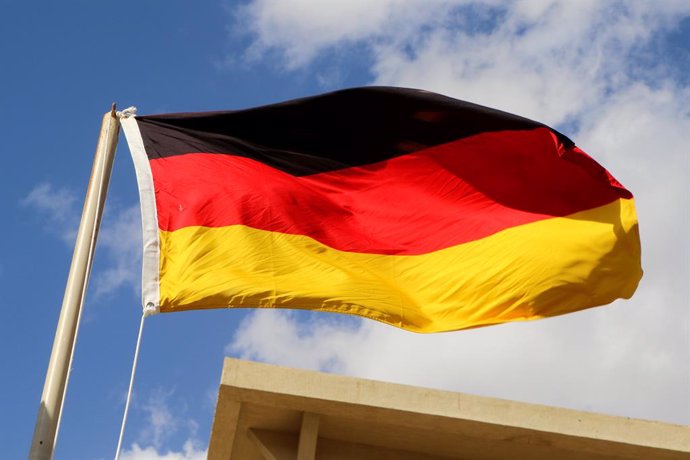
(119, 110, 161, 315)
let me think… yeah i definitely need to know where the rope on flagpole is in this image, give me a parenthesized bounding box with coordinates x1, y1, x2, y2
(114, 311, 147, 460)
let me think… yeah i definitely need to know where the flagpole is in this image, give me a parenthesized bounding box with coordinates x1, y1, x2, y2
(29, 107, 120, 460)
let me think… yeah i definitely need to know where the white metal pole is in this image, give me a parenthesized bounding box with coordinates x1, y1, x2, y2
(29, 107, 120, 460)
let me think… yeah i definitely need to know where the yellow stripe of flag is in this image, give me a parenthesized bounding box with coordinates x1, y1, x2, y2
(157, 198, 641, 332)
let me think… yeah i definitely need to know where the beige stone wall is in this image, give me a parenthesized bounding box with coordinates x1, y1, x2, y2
(209, 358, 690, 460)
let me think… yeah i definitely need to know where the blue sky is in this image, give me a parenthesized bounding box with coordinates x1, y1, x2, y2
(2, 2, 689, 459)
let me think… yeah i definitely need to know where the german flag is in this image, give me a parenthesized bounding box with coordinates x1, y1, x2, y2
(120, 87, 641, 332)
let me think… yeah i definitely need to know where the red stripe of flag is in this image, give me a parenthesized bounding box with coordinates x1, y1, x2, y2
(151, 128, 629, 255)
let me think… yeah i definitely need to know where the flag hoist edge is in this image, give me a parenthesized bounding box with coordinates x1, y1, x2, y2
(120, 86, 642, 332)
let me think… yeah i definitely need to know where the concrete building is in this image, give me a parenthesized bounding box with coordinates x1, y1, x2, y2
(209, 358, 689, 460)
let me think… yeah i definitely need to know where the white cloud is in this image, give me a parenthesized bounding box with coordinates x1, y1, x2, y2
(119, 441, 206, 460)
(228, 0, 690, 426)
(117, 388, 206, 460)
(21, 182, 79, 243)
(237, 0, 466, 69)
(92, 204, 142, 298)
(237, 1, 690, 123)
(21, 183, 143, 300)
(368, 1, 690, 125)
(228, 310, 366, 371)
(138, 388, 178, 449)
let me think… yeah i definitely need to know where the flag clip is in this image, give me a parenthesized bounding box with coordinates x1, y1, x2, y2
(143, 302, 159, 317)
(117, 106, 138, 119)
